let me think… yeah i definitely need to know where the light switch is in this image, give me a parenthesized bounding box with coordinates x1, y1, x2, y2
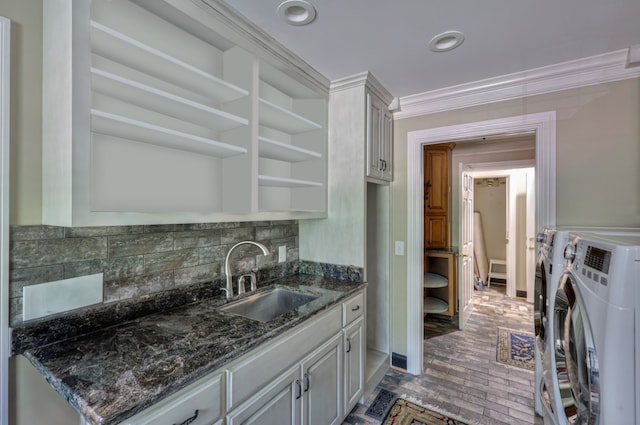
(278, 245, 286, 262)
(395, 241, 405, 256)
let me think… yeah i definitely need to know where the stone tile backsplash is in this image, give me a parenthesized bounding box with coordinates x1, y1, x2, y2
(9, 221, 299, 326)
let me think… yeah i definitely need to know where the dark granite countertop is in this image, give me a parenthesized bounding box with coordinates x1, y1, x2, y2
(20, 274, 365, 425)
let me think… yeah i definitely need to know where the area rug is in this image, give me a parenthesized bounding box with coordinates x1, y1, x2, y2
(496, 327, 535, 370)
(382, 399, 469, 425)
(365, 388, 398, 420)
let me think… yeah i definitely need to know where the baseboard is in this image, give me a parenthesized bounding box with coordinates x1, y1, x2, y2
(516, 290, 527, 298)
(391, 352, 407, 370)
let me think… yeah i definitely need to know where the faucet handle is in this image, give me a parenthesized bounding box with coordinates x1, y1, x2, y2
(220, 287, 231, 300)
(249, 272, 257, 291)
(237, 275, 247, 295)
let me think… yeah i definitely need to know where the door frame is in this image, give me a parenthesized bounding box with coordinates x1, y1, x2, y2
(0, 16, 10, 425)
(470, 166, 535, 299)
(405, 111, 556, 375)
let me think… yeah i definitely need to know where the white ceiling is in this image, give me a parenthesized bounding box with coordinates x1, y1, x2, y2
(222, 0, 640, 98)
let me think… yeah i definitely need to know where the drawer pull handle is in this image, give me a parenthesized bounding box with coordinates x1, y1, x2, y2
(304, 373, 310, 392)
(174, 410, 199, 425)
(346, 338, 352, 353)
(351, 305, 360, 312)
(296, 380, 302, 399)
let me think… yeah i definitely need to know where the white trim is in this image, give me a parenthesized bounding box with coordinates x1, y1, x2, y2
(0, 16, 9, 425)
(405, 112, 556, 375)
(395, 49, 640, 119)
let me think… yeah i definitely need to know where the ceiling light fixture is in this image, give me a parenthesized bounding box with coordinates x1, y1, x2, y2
(277, 0, 317, 26)
(429, 31, 465, 52)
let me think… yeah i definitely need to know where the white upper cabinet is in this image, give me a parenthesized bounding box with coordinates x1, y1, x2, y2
(42, 0, 328, 226)
(366, 90, 393, 183)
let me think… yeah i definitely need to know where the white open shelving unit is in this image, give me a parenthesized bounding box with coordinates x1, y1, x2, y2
(42, 0, 328, 226)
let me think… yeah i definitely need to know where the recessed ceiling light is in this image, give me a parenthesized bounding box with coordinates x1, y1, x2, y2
(429, 31, 465, 52)
(277, 0, 317, 26)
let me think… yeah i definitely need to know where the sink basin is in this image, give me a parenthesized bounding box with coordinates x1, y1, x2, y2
(219, 287, 319, 322)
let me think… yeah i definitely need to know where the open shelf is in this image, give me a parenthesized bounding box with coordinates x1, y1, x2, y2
(258, 136, 322, 162)
(90, 21, 248, 103)
(423, 272, 448, 289)
(91, 109, 247, 158)
(91, 68, 248, 132)
(259, 98, 323, 134)
(258, 175, 323, 188)
(424, 297, 448, 314)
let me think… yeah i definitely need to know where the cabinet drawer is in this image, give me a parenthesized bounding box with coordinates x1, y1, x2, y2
(121, 372, 223, 425)
(343, 291, 364, 326)
(227, 304, 342, 410)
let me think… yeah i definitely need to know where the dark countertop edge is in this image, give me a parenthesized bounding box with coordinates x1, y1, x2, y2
(22, 277, 367, 425)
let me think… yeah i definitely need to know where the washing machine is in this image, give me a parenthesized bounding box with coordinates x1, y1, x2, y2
(535, 227, 573, 424)
(551, 232, 639, 424)
(535, 227, 640, 424)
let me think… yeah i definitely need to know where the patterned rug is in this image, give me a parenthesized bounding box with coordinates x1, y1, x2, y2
(496, 327, 535, 370)
(382, 399, 469, 425)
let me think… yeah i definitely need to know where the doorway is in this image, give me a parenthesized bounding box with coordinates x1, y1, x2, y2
(405, 111, 556, 375)
(471, 166, 536, 302)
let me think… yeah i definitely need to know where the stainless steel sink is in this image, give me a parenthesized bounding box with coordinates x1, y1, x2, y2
(219, 287, 319, 322)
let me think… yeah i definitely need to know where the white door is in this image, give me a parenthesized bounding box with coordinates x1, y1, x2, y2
(525, 169, 536, 303)
(460, 166, 474, 329)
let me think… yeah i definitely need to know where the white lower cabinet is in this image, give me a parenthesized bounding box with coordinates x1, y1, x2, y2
(344, 316, 365, 414)
(228, 332, 343, 425)
(119, 371, 224, 425)
(302, 333, 343, 425)
(226, 366, 300, 425)
(115, 289, 364, 425)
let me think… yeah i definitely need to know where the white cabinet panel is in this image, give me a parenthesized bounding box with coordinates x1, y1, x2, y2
(344, 316, 365, 413)
(120, 372, 224, 425)
(302, 333, 343, 425)
(366, 92, 393, 183)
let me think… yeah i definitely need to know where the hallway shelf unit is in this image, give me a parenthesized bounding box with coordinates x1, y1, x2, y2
(423, 249, 458, 317)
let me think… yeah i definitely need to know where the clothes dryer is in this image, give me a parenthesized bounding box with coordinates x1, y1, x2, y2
(535, 227, 640, 424)
(551, 232, 639, 424)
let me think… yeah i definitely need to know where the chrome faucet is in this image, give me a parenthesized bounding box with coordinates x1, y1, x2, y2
(223, 241, 270, 300)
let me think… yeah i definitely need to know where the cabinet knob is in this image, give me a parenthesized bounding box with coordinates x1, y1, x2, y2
(304, 372, 310, 392)
(346, 338, 352, 353)
(351, 305, 360, 312)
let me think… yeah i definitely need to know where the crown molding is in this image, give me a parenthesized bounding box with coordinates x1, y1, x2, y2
(330, 71, 394, 105)
(195, 0, 330, 95)
(395, 49, 640, 119)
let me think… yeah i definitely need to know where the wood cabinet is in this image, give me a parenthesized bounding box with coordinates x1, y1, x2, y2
(366, 92, 393, 183)
(43, 0, 327, 226)
(423, 250, 457, 317)
(424, 143, 454, 249)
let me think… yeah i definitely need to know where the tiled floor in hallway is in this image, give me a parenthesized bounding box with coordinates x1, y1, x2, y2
(345, 285, 542, 425)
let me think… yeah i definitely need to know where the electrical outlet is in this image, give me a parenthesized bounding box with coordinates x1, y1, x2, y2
(278, 245, 286, 263)
(395, 241, 405, 256)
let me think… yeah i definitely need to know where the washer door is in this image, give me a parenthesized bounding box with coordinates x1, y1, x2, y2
(554, 273, 600, 424)
(534, 254, 547, 340)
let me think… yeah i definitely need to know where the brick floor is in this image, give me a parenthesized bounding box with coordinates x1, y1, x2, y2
(344, 286, 543, 425)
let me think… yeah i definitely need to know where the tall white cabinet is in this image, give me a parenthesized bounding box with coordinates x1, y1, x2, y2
(299, 71, 393, 401)
(43, 0, 328, 226)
